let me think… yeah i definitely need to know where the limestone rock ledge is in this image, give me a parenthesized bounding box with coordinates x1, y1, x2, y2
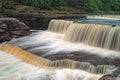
(0, 18, 30, 42)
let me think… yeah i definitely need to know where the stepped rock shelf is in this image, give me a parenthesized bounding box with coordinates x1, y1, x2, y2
(0, 19, 120, 80)
(0, 18, 30, 42)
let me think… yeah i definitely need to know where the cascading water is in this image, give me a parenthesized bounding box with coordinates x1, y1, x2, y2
(0, 43, 106, 80)
(64, 23, 120, 51)
(47, 19, 73, 33)
(9, 22, 120, 58)
(0, 44, 117, 75)
(0, 50, 103, 80)
(1, 19, 120, 80)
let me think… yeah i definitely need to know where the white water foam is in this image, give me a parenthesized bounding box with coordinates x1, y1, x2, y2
(0, 50, 103, 80)
(9, 31, 120, 58)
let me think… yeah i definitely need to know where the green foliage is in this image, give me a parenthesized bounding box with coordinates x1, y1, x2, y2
(66, 0, 79, 7)
(51, 0, 67, 7)
(21, 0, 52, 9)
(110, 0, 120, 11)
(84, 0, 99, 12)
(20, 0, 120, 13)
(58, 0, 67, 6)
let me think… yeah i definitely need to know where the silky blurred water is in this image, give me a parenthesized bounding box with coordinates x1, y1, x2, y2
(0, 51, 103, 80)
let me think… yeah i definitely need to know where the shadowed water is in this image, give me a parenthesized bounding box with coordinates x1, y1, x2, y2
(78, 15, 120, 26)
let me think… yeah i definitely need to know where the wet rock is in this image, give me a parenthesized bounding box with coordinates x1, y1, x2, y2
(0, 32, 11, 42)
(0, 18, 30, 42)
(44, 51, 120, 80)
(0, 18, 29, 31)
(42, 50, 120, 79)
(44, 51, 120, 66)
(11, 31, 30, 36)
(17, 22, 29, 30)
(113, 68, 120, 77)
(0, 21, 1, 23)
(0, 21, 7, 29)
(98, 73, 120, 80)
(6, 13, 82, 30)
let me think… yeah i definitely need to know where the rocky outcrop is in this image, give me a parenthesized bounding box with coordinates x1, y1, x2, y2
(0, 18, 30, 42)
(0, 21, 11, 42)
(5, 13, 84, 30)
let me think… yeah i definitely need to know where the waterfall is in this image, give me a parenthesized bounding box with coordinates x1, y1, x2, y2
(47, 19, 73, 33)
(0, 51, 103, 80)
(0, 44, 117, 75)
(0, 43, 49, 68)
(46, 59, 117, 74)
(8, 21, 120, 58)
(64, 23, 120, 51)
(3, 19, 120, 80)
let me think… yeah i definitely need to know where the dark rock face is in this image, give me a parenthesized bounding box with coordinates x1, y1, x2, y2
(0, 31, 11, 42)
(0, 22, 11, 42)
(0, 18, 30, 42)
(5, 13, 82, 30)
(0, 18, 29, 30)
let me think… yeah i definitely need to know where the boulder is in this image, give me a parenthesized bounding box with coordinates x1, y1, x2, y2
(0, 18, 30, 42)
(0, 18, 29, 31)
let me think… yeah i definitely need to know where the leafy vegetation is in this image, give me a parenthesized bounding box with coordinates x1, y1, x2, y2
(20, 0, 120, 13)
(0, 0, 120, 14)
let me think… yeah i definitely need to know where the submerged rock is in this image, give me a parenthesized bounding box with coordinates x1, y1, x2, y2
(99, 67, 120, 79)
(99, 74, 118, 80)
